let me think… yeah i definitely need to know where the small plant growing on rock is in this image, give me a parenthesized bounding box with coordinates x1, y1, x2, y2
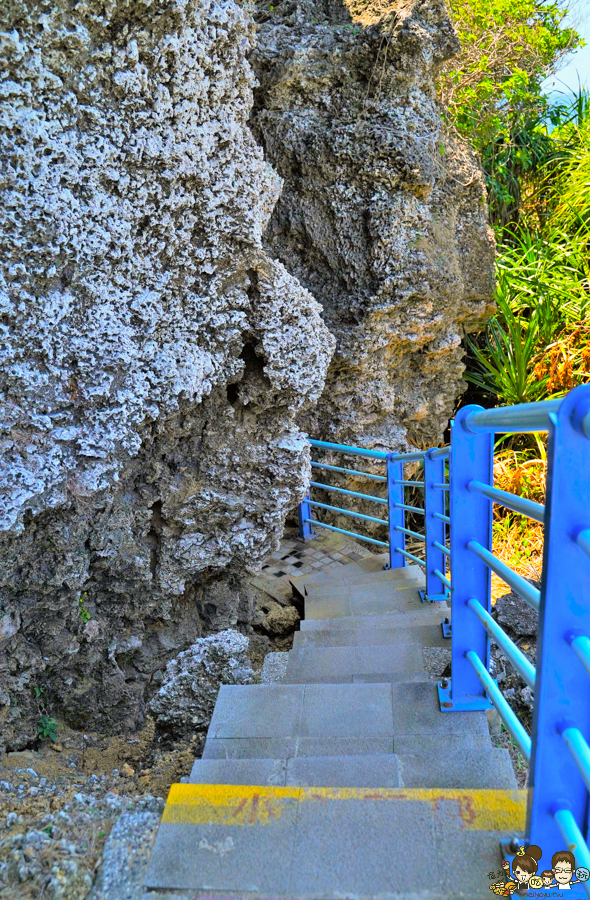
(78, 592, 92, 623)
(38, 715, 58, 742)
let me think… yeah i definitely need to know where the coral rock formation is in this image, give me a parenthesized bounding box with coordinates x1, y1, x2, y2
(0, 0, 334, 750)
(250, 0, 496, 451)
(149, 629, 254, 739)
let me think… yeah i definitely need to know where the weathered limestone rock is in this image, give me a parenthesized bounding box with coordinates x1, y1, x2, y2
(261, 601, 300, 635)
(250, 0, 496, 452)
(149, 629, 254, 738)
(0, 0, 334, 750)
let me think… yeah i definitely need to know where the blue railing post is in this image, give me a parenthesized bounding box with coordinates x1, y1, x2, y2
(424, 448, 449, 602)
(298, 495, 314, 542)
(439, 405, 493, 711)
(526, 384, 590, 867)
(386, 455, 405, 569)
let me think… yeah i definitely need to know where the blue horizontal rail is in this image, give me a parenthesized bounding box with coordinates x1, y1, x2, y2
(434, 512, 450, 524)
(553, 810, 590, 898)
(310, 482, 387, 505)
(304, 518, 389, 548)
(562, 726, 590, 794)
(433, 483, 449, 490)
(394, 503, 425, 515)
(468, 480, 545, 524)
(433, 541, 450, 557)
(467, 540, 541, 612)
(467, 650, 532, 760)
(394, 480, 424, 487)
(394, 525, 425, 542)
(309, 439, 388, 460)
(308, 500, 388, 526)
(468, 598, 536, 690)
(570, 634, 590, 679)
(309, 439, 427, 463)
(311, 461, 387, 482)
(578, 529, 590, 559)
(464, 398, 562, 434)
(395, 547, 426, 567)
(430, 445, 450, 460)
(434, 569, 451, 589)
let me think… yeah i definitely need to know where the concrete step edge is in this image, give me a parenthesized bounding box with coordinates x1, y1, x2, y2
(155, 783, 527, 832)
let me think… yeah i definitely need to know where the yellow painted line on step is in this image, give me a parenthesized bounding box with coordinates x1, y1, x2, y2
(163, 784, 301, 826)
(161, 784, 527, 831)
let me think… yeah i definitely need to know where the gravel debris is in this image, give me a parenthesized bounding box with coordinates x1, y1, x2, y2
(260, 651, 289, 683)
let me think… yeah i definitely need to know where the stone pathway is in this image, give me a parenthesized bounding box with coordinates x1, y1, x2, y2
(249, 528, 374, 605)
(141, 554, 526, 899)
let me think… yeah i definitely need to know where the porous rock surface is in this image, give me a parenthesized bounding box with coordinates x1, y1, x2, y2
(0, 0, 334, 750)
(250, 0, 496, 451)
(149, 629, 254, 738)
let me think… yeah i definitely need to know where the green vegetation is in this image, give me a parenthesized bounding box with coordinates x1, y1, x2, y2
(78, 592, 92, 623)
(439, 1, 589, 578)
(37, 715, 58, 742)
(439, 0, 582, 227)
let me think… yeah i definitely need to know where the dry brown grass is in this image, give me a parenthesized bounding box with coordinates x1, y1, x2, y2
(343, 0, 406, 26)
(490, 450, 546, 600)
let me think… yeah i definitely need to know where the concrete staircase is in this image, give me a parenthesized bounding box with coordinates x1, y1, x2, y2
(142, 554, 526, 899)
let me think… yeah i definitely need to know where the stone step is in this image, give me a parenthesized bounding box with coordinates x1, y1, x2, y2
(293, 621, 448, 649)
(304, 583, 426, 619)
(290, 563, 424, 600)
(188, 746, 515, 790)
(188, 753, 402, 787)
(143, 783, 526, 899)
(399, 746, 517, 790)
(284, 641, 429, 683)
(300, 607, 448, 632)
(201, 681, 491, 761)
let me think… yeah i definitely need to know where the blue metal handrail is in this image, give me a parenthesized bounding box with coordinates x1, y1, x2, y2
(561, 727, 590, 794)
(300, 440, 442, 571)
(467, 598, 536, 690)
(467, 540, 541, 612)
(303, 518, 389, 547)
(394, 502, 425, 515)
(311, 461, 387, 482)
(308, 499, 388, 526)
(436, 386, 590, 882)
(308, 439, 388, 460)
(395, 525, 425, 542)
(468, 480, 545, 523)
(466, 650, 532, 760)
(309, 482, 388, 505)
(578, 529, 590, 559)
(396, 547, 426, 567)
(300, 388, 590, 878)
(430, 445, 451, 460)
(464, 398, 562, 433)
(570, 634, 590, 679)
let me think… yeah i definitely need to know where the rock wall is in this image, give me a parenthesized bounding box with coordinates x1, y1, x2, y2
(0, 0, 334, 750)
(250, 0, 496, 452)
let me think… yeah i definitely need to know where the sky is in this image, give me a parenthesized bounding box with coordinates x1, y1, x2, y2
(542, 1, 590, 98)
